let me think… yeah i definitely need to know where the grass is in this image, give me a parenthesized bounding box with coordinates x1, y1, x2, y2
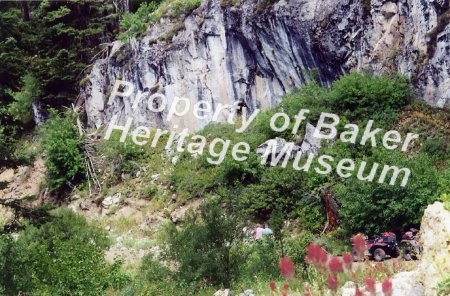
(149, 0, 201, 22)
(220, 0, 241, 7)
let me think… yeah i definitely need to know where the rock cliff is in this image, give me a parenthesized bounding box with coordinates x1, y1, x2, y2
(80, 0, 450, 131)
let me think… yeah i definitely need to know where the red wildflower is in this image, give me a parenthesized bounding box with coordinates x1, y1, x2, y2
(354, 286, 363, 296)
(327, 275, 339, 291)
(282, 291, 287, 296)
(269, 281, 277, 291)
(364, 277, 376, 293)
(318, 247, 329, 268)
(328, 256, 344, 274)
(279, 257, 295, 279)
(305, 243, 321, 264)
(305, 243, 329, 269)
(382, 279, 393, 295)
(353, 234, 366, 259)
(283, 283, 289, 291)
(342, 252, 353, 270)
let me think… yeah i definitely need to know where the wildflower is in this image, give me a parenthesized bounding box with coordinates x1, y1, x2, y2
(269, 281, 277, 291)
(342, 252, 353, 270)
(364, 277, 376, 293)
(305, 243, 329, 269)
(327, 275, 339, 291)
(305, 243, 321, 264)
(279, 257, 295, 279)
(317, 247, 329, 268)
(328, 256, 344, 274)
(382, 279, 393, 296)
(353, 234, 366, 259)
(283, 283, 289, 291)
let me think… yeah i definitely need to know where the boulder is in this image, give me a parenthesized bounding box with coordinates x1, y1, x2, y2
(238, 289, 254, 296)
(300, 123, 323, 155)
(415, 202, 450, 295)
(214, 289, 231, 296)
(256, 137, 301, 164)
(102, 193, 121, 208)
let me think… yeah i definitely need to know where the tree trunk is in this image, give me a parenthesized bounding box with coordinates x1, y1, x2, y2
(20, 1, 30, 22)
(321, 187, 340, 233)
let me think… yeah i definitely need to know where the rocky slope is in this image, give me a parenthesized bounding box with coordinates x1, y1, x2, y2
(81, 0, 450, 131)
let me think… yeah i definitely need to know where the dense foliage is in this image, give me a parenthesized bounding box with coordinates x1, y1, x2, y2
(118, 0, 200, 42)
(0, 0, 120, 168)
(41, 110, 86, 193)
(171, 72, 448, 236)
(0, 210, 128, 295)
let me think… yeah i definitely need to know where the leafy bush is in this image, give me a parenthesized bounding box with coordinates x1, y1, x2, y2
(163, 200, 244, 289)
(422, 137, 449, 163)
(335, 150, 440, 235)
(118, 1, 161, 42)
(441, 193, 450, 211)
(98, 129, 150, 185)
(41, 110, 85, 192)
(170, 0, 201, 17)
(7, 73, 42, 124)
(0, 210, 129, 295)
(240, 238, 279, 280)
(285, 231, 315, 266)
(0, 127, 15, 167)
(237, 166, 307, 220)
(329, 72, 411, 126)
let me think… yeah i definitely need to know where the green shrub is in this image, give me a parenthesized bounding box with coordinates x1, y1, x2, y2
(336, 150, 440, 235)
(0, 127, 15, 167)
(170, 0, 201, 17)
(329, 72, 411, 126)
(294, 197, 327, 233)
(162, 200, 244, 289)
(40, 110, 85, 193)
(0, 210, 129, 295)
(240, 238, 279, 280)
(7, 73, 42, 124)
(237, 166, 307, 220)
(422, 137, 449, 163)
(98, 130, 149, 184)
(441, 193, 450, 211)
(118, 1, 161, 42)
(285, 231, 315, 266)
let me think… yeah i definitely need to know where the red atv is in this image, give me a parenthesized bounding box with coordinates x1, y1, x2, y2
(352, 232, 400, 262)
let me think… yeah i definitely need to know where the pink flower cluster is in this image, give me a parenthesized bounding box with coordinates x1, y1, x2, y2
(267, 243, 394, 296)
(303, 243, 393, 296)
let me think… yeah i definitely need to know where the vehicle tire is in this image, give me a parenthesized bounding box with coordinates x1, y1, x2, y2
(392, 246, 400, 258)
(402, 248, 412, 261)
(373, 248, 386, 262)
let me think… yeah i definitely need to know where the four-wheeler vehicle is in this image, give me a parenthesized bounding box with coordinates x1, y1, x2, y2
(352, 232, 400, 262)
(352, 230, 422, 262)
(399, 228, 422, 261)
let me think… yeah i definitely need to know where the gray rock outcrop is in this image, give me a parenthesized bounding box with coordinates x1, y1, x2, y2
(81, 0, 450, 131)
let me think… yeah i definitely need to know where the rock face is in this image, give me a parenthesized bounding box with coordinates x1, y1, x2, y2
(81, 0, 450, 131)
(415, 201, 450, 295)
